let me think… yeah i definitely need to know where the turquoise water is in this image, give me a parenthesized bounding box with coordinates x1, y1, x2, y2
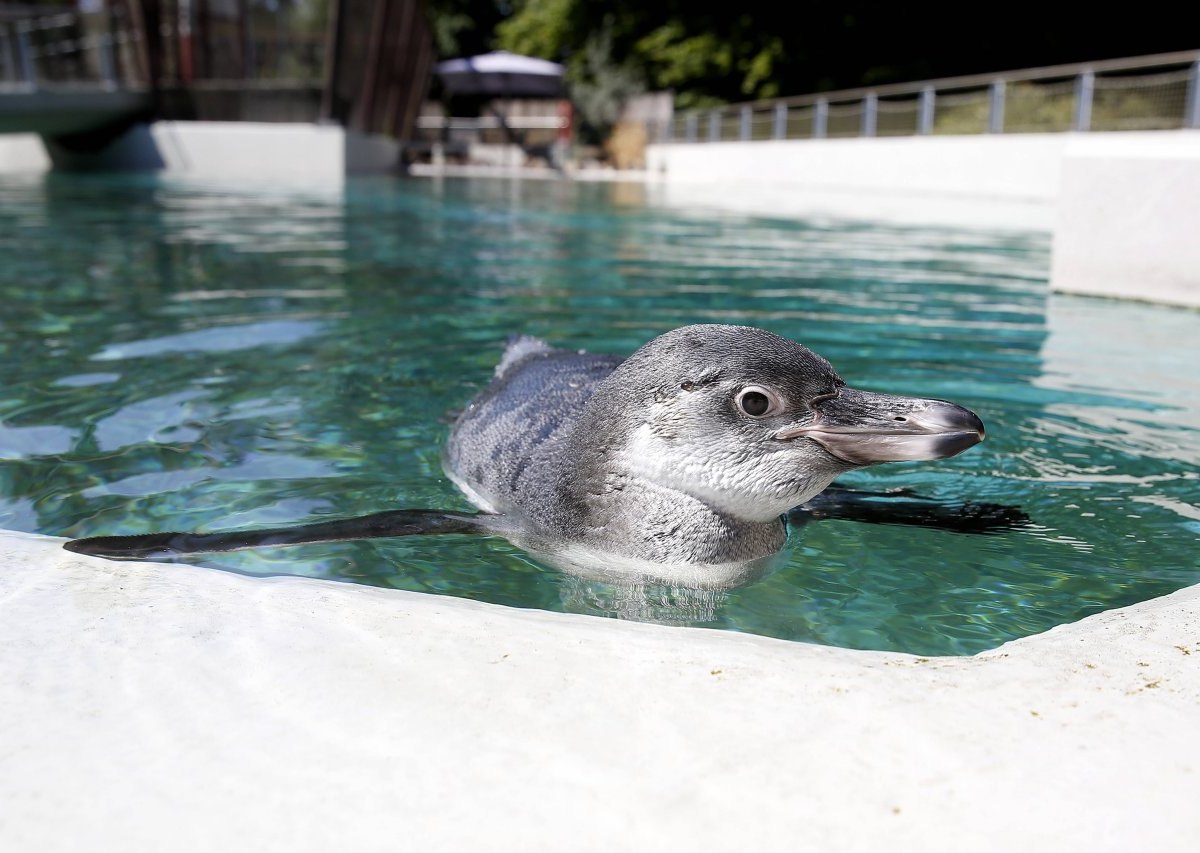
(2, 172, 1198, 655)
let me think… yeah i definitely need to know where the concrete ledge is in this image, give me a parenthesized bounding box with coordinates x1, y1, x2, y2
(0, 88, 152, 136)
(647, 134, 1072, 201)
(642, 180, 1057, 231)
(1051, 132, 1200, 307)
(34, 121, 401, 184)
(3, 530, 1198, 851)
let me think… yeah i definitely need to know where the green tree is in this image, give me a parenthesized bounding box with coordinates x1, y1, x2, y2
(477, 0, 1196, 111)
(425, 0, 510, 59)
(495, 1, 786, 111)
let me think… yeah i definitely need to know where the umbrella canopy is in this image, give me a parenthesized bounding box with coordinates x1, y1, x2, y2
(435, 51, 566, 98)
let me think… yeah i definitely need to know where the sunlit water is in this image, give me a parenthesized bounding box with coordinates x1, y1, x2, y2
(1, 172, 1197, 655)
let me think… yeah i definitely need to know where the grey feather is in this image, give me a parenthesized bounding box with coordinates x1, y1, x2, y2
(445, 324, 983, 567)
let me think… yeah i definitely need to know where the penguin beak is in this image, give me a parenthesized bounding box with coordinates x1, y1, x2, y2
(774, 388, 985, 465)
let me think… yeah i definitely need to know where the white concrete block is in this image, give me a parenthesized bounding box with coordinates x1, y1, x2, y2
(150, 121, 347, 184)
(0, 133, 50, 173)
(3, 529, 1199, 851)
(1051, 131, 1200, 307)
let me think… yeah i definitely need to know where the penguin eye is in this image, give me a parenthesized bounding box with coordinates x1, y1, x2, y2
(735, 386, 783, 418)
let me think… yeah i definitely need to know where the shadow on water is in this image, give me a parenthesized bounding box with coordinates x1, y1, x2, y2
(2, 172, 1198, 655)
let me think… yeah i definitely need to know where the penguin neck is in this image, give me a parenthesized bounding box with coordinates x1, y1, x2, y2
(550, 429, 788, 565)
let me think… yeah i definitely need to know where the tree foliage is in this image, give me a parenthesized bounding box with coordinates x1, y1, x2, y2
(494, 1, 790, 111)
(54, 0, 1193, 139)
(424, 0, 510, 60)
(433, 0, 1195, 118)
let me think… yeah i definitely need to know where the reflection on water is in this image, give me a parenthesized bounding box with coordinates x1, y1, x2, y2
(559, 575, 735, 627)
(1, 172, 1198, 655)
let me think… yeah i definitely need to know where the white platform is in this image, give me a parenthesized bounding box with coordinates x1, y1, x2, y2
(2, 530, 1198, 852)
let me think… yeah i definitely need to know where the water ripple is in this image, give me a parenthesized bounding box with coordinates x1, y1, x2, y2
(0, 173, 1197, 655)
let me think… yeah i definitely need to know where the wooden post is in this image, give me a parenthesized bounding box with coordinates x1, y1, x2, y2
(319, 0, 342, 121)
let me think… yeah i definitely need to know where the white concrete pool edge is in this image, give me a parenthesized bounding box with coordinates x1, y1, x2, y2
(2, 529, 1197, 851)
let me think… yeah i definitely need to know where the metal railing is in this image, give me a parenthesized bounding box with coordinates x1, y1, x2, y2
(416, 116, 568, 135)
(0, 7, 145, 91)
(664, 50, 1200, 143)
(0, 6, 328, 92)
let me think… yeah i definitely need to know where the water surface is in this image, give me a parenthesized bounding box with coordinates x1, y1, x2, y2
(2, 173, 1197, 655)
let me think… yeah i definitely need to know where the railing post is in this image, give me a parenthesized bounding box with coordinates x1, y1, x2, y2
(98, 32, 117, 87)
(708, 110, 721, 142)
(988, 79, 1006, 133)
(685, 113, 697, 143)
(918, 85, 935, 135)
(814, 98, 828, 138)
(663, 113, 673, 143)
(0, 26, 13, 81)
(739, 105, 751, 141)
(1186, 60, 1200, 129)
(1074, 69, 1094, 131)
(773, 102, 787, 139)
(862, 92, 877, 136)
(15, 22, 34, 84)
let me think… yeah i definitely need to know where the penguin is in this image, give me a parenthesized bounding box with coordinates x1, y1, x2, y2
(65, 324, 994, 584)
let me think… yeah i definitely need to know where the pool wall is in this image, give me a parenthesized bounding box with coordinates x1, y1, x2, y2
(648, 133, 1069, 201)
(1051, 133, 1200, 306)
(2, 530, 1197, 851)
(651, 130, 1200, 307)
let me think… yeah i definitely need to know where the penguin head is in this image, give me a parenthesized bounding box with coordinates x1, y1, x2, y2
(581, 325, 984, 523)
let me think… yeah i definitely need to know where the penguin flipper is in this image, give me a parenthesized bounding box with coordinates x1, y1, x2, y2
(793, 486, 1031, 535)
(63, 509, 495, 562)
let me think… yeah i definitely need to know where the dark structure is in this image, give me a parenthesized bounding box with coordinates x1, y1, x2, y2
(324, 0, 435, 138)
(1, 0, 434, 141)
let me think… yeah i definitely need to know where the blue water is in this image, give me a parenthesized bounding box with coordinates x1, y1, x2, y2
(1, 172, 1197, 655)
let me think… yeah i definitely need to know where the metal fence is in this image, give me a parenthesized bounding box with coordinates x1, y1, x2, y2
(1, 2, 434, 141)
(665, 50, 1200, 143)
(0, 3, 336, 91)
(0, 6, 145, 90)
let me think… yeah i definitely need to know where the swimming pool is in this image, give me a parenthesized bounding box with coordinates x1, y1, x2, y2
(2, 172, 1197, 655)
